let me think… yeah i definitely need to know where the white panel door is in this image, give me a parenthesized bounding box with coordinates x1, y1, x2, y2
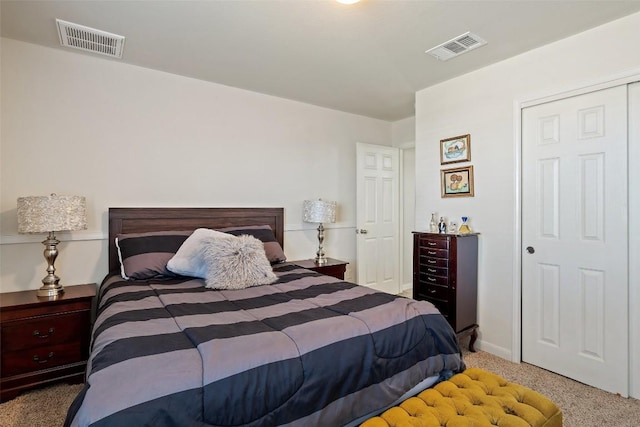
(522, 86, 628, 396)
(356, 143, 400, 294)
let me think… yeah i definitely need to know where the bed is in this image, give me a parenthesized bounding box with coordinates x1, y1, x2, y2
(65, 207, 465, 427)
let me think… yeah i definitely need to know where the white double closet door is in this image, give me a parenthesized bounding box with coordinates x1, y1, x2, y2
(522, 83, 637, 396)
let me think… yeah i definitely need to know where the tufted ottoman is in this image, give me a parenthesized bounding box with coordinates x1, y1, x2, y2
(361, 368, 562, 427)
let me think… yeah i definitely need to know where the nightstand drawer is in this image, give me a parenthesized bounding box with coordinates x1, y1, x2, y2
(1, 311, 89, 352)
(1, 342, 83, 377)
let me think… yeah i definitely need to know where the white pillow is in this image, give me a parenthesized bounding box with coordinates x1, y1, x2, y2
(166, 228, 233, 278)
(201, 234, 277, 290)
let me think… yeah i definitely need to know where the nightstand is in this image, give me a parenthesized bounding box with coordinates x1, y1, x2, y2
(292, 258, 349, 280)
(0, 283, 96, 402)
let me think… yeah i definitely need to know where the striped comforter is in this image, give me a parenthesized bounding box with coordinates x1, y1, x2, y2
(66, 263, 464, 427)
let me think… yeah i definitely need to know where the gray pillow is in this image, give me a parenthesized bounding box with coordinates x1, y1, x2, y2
(115, 230, 192, 280)
(216, 225, 286, 264)
(201, 234, 277, 290)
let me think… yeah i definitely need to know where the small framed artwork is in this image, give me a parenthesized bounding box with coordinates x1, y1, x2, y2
(441, 165, 474, 198)
(440, 134, 471, 165)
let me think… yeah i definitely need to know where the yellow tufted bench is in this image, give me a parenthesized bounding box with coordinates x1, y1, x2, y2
(361, 368, 562, 427)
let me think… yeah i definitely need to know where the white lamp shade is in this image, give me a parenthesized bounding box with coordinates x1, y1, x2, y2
(17, 194, 87, 233)
(303, 199, 336, 224)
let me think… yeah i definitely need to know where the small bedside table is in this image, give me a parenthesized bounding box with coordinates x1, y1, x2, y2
(292, 258, 349, 280)
(0, 283, 96, 402)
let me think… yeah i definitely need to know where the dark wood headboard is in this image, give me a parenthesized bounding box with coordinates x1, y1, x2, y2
(108, 207, 284, 273)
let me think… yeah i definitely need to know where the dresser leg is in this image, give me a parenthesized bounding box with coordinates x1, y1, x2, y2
(457, 325, 479, 353)
(468, 326, 478, 352)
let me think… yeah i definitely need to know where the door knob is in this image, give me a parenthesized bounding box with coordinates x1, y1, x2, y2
(355, 229, 368, 234)
(526, 246, 535, 254)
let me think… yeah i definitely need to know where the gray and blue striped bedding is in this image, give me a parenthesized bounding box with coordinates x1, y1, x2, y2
(66, 263, 464, 427)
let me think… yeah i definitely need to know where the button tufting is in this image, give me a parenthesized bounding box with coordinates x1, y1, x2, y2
(359, 368, 561, 427)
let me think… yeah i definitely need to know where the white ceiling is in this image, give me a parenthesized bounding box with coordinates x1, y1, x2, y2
(2, 1, 640, 121)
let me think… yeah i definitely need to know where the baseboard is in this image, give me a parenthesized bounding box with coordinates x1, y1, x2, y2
(471, 340, 513, 362)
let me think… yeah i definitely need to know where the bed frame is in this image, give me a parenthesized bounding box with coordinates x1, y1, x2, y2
(108, 207, 284, 273)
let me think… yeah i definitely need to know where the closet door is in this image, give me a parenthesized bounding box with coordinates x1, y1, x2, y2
(522, 85, 628, 396)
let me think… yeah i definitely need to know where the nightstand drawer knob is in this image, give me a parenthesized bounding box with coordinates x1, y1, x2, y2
(33, 327, 55, 339)
(33, 352, 54, 364)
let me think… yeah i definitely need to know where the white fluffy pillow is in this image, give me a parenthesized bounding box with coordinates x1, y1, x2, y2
(201, 234, 277, 290)
(167, 228, 234, 278)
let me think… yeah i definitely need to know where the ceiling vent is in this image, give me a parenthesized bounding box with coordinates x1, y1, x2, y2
(56, 19, 125, 59)
(425, 32, 487, 61)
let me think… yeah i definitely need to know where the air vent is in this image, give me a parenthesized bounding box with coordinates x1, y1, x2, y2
(426, 32, 487, 61)
(56, 19, 125, 59)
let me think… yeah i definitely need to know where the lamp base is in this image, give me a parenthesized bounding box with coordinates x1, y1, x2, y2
(37, 284, 64, 298)
(37, 232, 64, 298)
(315, 255, 328, 265)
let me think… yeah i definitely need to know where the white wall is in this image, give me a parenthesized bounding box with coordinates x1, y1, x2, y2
(415, 12, 640, 395)
(392, 116, 415, 147)
(0, 38, 392, 292)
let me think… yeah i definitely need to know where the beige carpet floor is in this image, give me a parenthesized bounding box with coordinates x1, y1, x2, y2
(1, 351, 639, 426)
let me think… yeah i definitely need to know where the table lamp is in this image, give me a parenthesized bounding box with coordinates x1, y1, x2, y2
(303, 199, 336, 265)
(17, 194, 87, 297)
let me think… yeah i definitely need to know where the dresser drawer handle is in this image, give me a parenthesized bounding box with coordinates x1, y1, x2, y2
(33, 352, 54, 364)
(427, 251, 437, 255)
(427, 260, 436, 264)
(427, 242, 437, 246)
(33, 327, 55, 339)
(427, 268, 437, 273)
(427, 277, 436, 282)
(428, 289, 437, 294)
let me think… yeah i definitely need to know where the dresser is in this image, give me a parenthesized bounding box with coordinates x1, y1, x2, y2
(413, 232, 478, 351)
(0, 284, 96, 401)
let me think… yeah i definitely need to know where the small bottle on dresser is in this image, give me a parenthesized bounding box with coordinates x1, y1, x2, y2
(438, 217, 447, 234)
(429, 213, 438, 233)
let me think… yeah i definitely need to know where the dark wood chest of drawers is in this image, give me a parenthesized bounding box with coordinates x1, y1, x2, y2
(413, 232, 478, 351)
(0, 284, 96, 401)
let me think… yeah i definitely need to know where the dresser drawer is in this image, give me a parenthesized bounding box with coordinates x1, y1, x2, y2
(418, 237, 449, 250)
(420, 264, 448, 278)
(419, 256, 449, 268)
(1, 342, 83, 377)
(419, 272, 449, 287)
(416, 283, 450, 301)
(419, 248, 449, 259)
(1, 311, 89, 352)
(419, 295, 451, 319)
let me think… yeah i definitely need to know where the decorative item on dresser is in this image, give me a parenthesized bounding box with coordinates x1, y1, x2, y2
(16, 194, 87, 297)
(302, 199, 337, 264)
(0, 284, 96, 402)
(291, 258, 349, 280)
(412, 231, 479, 351)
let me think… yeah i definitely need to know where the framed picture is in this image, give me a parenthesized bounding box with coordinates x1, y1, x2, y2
(441, 165, 474, 198)
(440, 134, 471, 165)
